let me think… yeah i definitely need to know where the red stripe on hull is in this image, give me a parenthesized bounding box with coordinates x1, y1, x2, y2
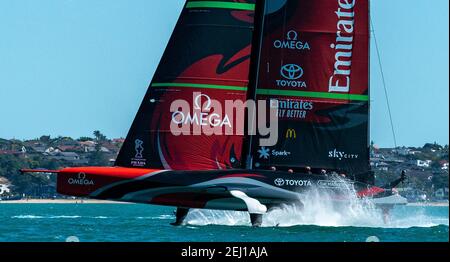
(61, 167, 160, 179)
(57, 167, 161, 197)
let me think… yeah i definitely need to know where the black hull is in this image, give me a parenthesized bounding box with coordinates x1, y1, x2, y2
(64, 169, 402, 211)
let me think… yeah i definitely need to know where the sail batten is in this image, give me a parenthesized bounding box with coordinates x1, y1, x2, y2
(152, 83, 248, 92)
(186, 1, 256, 11)
(257, 89, 369, 102)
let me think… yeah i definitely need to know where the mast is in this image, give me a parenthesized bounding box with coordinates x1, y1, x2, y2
(243, 0, 267, 170)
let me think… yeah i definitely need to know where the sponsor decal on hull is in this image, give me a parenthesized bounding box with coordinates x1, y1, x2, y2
(274, 178, 312, 187)
(317, 180, 354, 189)
(68, 173, 94, 186)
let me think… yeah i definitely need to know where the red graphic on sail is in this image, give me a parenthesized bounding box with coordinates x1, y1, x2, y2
(151, 46, 252, 170)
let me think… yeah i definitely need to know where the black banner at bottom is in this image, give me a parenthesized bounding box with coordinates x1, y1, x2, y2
(0, 243, 448, 260)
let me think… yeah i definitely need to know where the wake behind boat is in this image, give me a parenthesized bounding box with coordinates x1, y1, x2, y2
(22, 0, 407, 227)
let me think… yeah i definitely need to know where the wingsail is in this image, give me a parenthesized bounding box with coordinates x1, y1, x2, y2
(116, 0, 257, 170)
(250, 0, 370, 176)
(22, 0, 409, 227)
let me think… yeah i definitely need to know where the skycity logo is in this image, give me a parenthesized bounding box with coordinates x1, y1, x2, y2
(68, 173, 94, 186)
(276, 64, 307, 88)
(328, 149, 359, 161)
(273, 30, 311, 51)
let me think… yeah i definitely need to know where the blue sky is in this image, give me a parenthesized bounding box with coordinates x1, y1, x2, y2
(0, 0, 448, 147)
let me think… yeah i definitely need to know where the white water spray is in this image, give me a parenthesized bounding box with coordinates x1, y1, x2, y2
(185, 177, 448, 229)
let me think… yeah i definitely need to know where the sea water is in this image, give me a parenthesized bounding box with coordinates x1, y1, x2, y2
(0, 202, 447, 242)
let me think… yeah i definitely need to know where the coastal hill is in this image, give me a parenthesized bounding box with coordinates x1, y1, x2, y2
(0, 132, 448, 202)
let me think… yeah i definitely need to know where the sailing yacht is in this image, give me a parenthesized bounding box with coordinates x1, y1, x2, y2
(22, 0, 407, 226)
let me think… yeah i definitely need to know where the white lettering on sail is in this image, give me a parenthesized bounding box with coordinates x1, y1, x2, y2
(328, 0, 356, 93)
(273, 30, 311, 51)
(171, 94, 233, 128)
(170, 93, 279, 147)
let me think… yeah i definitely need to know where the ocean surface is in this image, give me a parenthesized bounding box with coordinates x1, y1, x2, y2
(0, 203, 448, 242)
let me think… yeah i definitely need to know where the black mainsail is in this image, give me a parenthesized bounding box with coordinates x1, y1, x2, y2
(116, 0, 257, 170)
(249, 0, 371, 176)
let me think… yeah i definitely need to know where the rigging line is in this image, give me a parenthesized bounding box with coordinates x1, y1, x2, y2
(370, 17, 398, 148)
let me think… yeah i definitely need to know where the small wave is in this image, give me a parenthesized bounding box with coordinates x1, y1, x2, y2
(11, 215, 112, 220)
(186, 204, 448, 229)
(12, 215, 45, 219)
(50, 216, 82, 219)
(136, 215, 174, 220)
(12, 215, 81, 219)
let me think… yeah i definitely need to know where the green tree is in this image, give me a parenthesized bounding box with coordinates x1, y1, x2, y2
(93, 130, 107, 142)
(78, 136, 93, 142)
(39, 135, 51, 144)
(88, 151, 109, 166)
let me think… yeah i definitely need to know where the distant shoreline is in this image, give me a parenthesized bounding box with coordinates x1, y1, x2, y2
(0, 199, 448, 207)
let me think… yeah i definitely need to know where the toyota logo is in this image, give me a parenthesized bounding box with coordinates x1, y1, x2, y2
(274, 178, 285, 187)
(280, 64, 304, 80)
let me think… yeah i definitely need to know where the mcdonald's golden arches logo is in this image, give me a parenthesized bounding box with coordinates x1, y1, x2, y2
(286, 129, 297, 139)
